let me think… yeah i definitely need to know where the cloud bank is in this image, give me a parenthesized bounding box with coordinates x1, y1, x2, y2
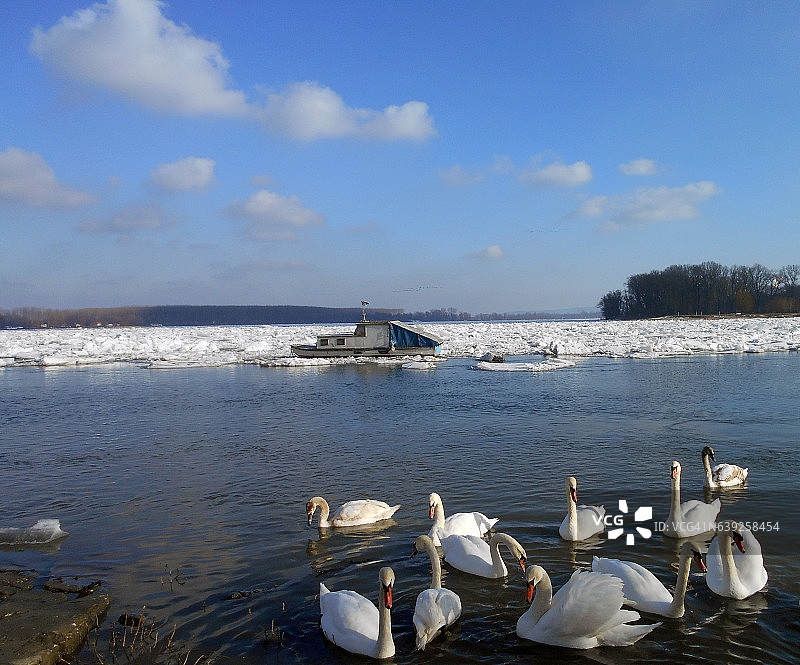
(151, 157, 215, 192)
(30, 0, 435, 141)
(520, 160, 593, 188)
(228, 190, 324, 240)
(572, 181, 721, 231)
(0, 147, 95, 208)
(619, 158, 658, 176)
(78, 203, 172, 234)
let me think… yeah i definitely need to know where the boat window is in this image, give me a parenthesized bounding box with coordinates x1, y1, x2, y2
(354, 325, 365, 337)
(320, 338, 328, 346)
(336, 338, 345, 345)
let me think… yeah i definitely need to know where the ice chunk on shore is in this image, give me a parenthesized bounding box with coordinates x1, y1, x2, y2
(0, 519, 69, 545)
(475, 358, 576, 372)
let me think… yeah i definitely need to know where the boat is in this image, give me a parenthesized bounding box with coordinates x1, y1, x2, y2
(291, 319, 443, 358)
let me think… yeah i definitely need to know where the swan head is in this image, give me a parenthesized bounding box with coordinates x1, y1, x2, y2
(428, 493, 442, 519)
(566, 476, 578, 504)
(305, 497, 323, 525)
(715, 520, 746, 553)
(702, 446, 715, 461)
(671, 461, 682, 482)
(411, 534, 433, 558)
(680, 541, 708, 572)
(379, 567, 395, 609)
(524, 565, 547, 603)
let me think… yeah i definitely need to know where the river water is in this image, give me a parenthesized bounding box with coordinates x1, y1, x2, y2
(1, 353, 799, 664)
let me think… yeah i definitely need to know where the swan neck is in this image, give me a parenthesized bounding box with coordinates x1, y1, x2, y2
(718, 533, 741, 587)
(668, 476, 682, 526)
(668, 550, 693, 615)
(489, 534, 511, 577)
(531, 573, 553, 623)
(317, 498, 331, 526)
(376, 585, 394, 659)
(422, 538, 442, 589)
(702, 451, 713, 480)
(433, 501, 445, 529)
(566, 489, 577, 530)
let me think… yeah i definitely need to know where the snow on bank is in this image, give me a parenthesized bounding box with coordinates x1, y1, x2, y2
(1, 317, 799, 369)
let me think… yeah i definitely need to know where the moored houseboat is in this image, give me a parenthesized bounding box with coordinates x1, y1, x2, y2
(290, 319, 442, 358)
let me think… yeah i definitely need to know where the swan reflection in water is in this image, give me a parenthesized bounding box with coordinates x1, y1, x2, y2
(305, 520, 399, 571)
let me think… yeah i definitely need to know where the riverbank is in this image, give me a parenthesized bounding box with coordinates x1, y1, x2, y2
(0, 570, 109, 665)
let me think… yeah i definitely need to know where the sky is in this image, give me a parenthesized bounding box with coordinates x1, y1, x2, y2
(1, 1, 799, 314)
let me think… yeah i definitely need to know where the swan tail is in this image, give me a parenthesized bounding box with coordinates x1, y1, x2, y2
(320, 583, 330, 596)
(600, 620, 661, 646)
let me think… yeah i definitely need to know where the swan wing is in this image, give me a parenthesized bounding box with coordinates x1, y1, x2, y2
(680, 498, 720, 534)
(413, 588, 462, 650)
(733, 528, 769, 593)
(330, 499, 400, 526)
(712, 463, 748, 485)
(535, 571, 632, 639)
(576, 505, 606, 539)
(442, 511, 498, 538)
(592, 557, 672, 609)
(439, 533, 496, 577)
(320, 588, 379, 656)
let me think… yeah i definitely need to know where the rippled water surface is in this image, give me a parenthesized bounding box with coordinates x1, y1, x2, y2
(1, 354, 799, 664)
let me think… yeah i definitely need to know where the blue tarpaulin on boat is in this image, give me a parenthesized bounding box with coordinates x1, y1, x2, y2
(389, 322, 441, 348)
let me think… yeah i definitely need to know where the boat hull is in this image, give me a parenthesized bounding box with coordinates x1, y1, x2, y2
(290, 344, 438, 358)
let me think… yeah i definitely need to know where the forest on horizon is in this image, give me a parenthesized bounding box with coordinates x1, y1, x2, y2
(599, 262, 800, 319)
(0, 304, 598, 329)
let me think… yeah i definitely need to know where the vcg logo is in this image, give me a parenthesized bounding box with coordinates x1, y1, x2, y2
(592, 500, 653, 546)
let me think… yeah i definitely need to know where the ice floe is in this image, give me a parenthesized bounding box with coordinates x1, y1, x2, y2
(1, 317, 798, 369)
(0, 519, 68, 545)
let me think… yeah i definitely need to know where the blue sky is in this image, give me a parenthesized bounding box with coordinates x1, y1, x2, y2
(1, 1, 798, 313)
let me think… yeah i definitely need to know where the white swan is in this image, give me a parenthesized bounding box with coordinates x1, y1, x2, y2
(591, 541, 706, 618)
(319, 566, 395, 659)
(706, 520, 768, 599)
(559, 476, 605, 541)
(428, 492, 499, 546)
(663, 461, 721, 538)
(516, 565, 662, 649)
(306, 496, 400, 528)
(702, 446, 748, 489)
(436, 530, 527, 578)
(411, 534, 462, 650)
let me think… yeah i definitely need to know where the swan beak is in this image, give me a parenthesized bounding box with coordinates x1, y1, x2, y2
(306, 512, 313, 526)
(429, 504, 435, 519)
(411, 544, 418, 558)
(570, 488, 578, 504)
(693, 551, 707, 573)
(709, 448, 716, 461)
(525, 582, 534, 604)
(519, 556, 527, 573)
(733, 532, 746, 554)
(671, 465, 678, 480)
(383, 584, 393, 610)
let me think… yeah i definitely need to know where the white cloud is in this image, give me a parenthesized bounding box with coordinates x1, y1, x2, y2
(262, 81, 435, 141)
(520, 160, 593, 188)
(151, 157, 215, 191)
(619, 158, 658, 176)
(30, 0, 252, 118)
(249, 174, 274, 187)
(569, 181, 721, 231)
(228, 189, 324, 241)
(469, 244, 505, 260)
(78, 203, 172, 233)
(439, 164, 484, 186)
(0, 147, 95, 208)
(30, 0, 436, 141)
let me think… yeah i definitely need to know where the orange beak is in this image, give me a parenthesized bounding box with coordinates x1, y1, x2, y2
(525, 582, 534, 603)
(429, 504, 435, 519)
(384, 586, 393, 609)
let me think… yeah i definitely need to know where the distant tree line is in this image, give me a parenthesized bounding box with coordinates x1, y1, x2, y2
(598, 262, 800, 320)
(0, 304, 598, 329)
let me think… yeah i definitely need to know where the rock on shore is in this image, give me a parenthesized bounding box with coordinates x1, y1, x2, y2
(0, 570, 109, 665)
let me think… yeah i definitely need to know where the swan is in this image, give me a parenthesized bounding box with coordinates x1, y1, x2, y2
(319, 566, 395, 659)
(516, 565, 662, 649)
(663, 461, 721, 538)
(591, 541, 706, 617)
(702, 446, 748, 489)
(436, 530, 526, 578)
(559, 476, 605, 541)
(706, 520, 768, 599)
(306, 496, 400, 528)
(411, 534, 462, 650)
(428, 492, 499, 546)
